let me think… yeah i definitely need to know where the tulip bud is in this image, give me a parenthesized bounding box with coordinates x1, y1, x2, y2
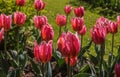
(108, 21, 118, 34)
(41, 24, 54, 41)
(34, 40, 52, 63)
(16, 0, 26, 6)
(0, 28, 4, 43)
(64, 5, 72, 15)
(34, 0, 45, 11)
(56, 15, 66, 27)
(14, 12, 26, 26)
(71, 17, 84, 31)
(33, 15, 47, 30)
(74, 6, 84, 17)
(2, 14, 12, 32)
(78, 25, 87, 36)
(65, 57, 77, 67)
(115, 63, 120, 77)
(57, 31, 80, 58)
(117, 16, 120, 26)
(90, 25, 107, 44)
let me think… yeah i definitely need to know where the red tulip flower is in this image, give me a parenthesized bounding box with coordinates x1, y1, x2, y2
(33, 15, 47, 30)
(16, 0, 26, 6)
(65, 57, 77, 67)
(71, 17, 84, 31)
(0, 28, 4, 43)
(41, 24, 54, 42)
(108, 21, 118, 34)
(96, 17, 110, 33)
(34, 0, 45, 11)
(117, 16, 120, 26)
(2, 14, 12, 32)
(78, 25, 87, 36)
(0, 15, 3, 29)
(56, 15, 66, 27)
(115, 63, 120, 77)
(91, 25, 107, 44)
(74, 6, 84, 17)
(64, 5, 72, 15)
(14, 12, 26, 26)
(57, 31, 80, 58)
(34, 40, 52, 63)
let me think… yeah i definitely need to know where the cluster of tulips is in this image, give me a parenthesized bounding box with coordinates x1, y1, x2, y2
(0, 0, 120, 77)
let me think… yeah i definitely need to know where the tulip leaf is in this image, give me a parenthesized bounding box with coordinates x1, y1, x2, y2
(29, 57, 40, 74)
(7, 70, 15, 77)
(79, 40, 92, 57)
(46, 62, 52, 77)
(79, 64, 89, 73)
(73, 73, 90, 77)
(88, 53, 98, 65)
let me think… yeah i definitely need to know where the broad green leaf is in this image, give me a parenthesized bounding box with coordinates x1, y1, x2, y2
(46, 62, 52, 77)
(73, 73, 90, 77)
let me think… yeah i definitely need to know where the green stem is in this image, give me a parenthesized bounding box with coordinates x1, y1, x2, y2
(17, 27, 20, 51)
(4, 32, 7, 52)
(111, 34, 114, 56)
(59, 26, 61, 37)
(81, 35, 83, 48)
(68, 57, 71, 77)
(65, 15, 68, 32)
(99, 42, 105, 77)
(42, 63, 46, 77)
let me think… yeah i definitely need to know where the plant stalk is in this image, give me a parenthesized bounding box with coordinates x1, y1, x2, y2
(81, 35, 83, 48)
(42, 63, 46, 77)
(111, 34, 114, 56)
(17, 27, 20, 51)
(65, 15, 68, 32)
(4, 32, 7, 52)
(59, 26, 62, 37)
(68, 57, 71, 77)
(99, 42, 105, 77)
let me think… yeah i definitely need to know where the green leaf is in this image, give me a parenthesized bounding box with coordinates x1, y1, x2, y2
(80, 64, 89, 73)
(7, 70, 15, 77)
(46, 62, 52, 77)
(79, 40, 92, 57)
(88, 53, 98, 65)
(73, 73, 90, 77)
(29, 57, 40, 74)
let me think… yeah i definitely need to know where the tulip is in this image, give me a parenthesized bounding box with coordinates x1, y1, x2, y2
(34, 0, 45, 11)
(57, 31, 80, 58)
(115, 63, 120, 77)
(71, 17, 84, 31)
(0, 15, 3, 29)
(78, 25, 86, 36)
(90, 25, 107, 44)
(34, 40, 52, 63)
(117, 16, 120, 26)
(64, 5, 72, 15)
(33, 15, 47, 30)
(74, 6, 84, 17)
(56, 15, 66, 26)
(41, 24, 54, 41)
(14, 12, 26, 26)
(0, 28, 4, 43)
(65, 57, 77, 67)
(2, 14, 12, 32)
(16, 0, 26, 6)
(108, 21, 118, 34)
